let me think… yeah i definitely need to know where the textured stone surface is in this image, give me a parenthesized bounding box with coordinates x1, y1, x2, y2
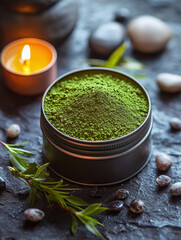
(0, 0, 181, 239)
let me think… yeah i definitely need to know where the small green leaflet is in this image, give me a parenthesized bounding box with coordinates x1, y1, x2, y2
(9, 154, 28, 171)
(133, 74, 148, 79)
(85, 223, 104, 239)
(27, 186, 40, 206)
(7, 142, 29, 147)
(104, 44, 127, 68)
(81, 203, 108, 217)
(23, 162, 39, 176)
(34, 163, 49, 178)
(71, 214, 78, 235)
(10, 147, 35, 156)
(66, 196, 88, 207)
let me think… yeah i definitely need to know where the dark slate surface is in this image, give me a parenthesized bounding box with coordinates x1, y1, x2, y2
(0, 0, 181, 239)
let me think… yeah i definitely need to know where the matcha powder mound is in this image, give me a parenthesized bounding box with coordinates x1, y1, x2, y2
(44, 72, 149, 141)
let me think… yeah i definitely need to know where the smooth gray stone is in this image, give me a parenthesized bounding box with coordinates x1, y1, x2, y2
(89, 22, 125, 56)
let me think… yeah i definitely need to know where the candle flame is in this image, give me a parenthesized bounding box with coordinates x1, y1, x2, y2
(21, 44, 31, 62)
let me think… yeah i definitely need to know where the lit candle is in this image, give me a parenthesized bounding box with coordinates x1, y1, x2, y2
(1, 38, 57, 95)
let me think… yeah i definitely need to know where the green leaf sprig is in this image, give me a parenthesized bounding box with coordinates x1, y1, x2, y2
(86, 44, 147, 79)
(0, 141, 107, 238)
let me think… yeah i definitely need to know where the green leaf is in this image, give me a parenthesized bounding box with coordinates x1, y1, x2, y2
(85, 223, 103, 238)
(39, 181, 71, 189)
(71, 214, 78, 235)
(9, 151, 29, 161)
(79, 214, 101, 225)
(104, 44, 127, 68)
(9, 153, 27, 171)
(66, 196, 88, 207)
(46, 194, 57, 203)
(86, 59, 106, 67)
(23, 162, 39, 175)
(7, 142, 29, 147)
(11, 147, 35, 156)
(27, 186, 38, 206)
(34, 171, 50, 180)
(133, 74, 148, 79)
(34, 163, 49, 178)
(51, 179, 64, 188)
(54, 191, 70, 195)
(39, 181, 61, 185)
(119, 57, 145, 71)
(82, 203, 108, 217)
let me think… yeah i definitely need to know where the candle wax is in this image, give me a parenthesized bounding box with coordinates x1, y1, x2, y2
(4, 42, 53, 75)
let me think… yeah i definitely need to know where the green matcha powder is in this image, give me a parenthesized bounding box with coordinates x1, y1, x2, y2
(44, 72, 149, 141)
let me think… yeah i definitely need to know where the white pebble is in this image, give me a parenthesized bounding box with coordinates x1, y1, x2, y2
(157, 73, 181, 93)
(7, 124, 21, 138)
(127, 15, 172, 53)
(24, 208, 45, 222)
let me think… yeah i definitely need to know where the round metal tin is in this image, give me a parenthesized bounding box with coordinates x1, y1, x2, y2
(40, 68, 152, 186)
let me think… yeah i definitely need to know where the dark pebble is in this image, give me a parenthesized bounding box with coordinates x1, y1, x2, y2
(116, 188, 129, 200)
(156, 175, 171, 187)
(170, 117, 181, 131)
(155, 152, 173, 171)
(89, 22, 125, 56)
(0, 177, 5, 191)
(114, 8, 131, 23)
(108, 200, 124, 212)
(90, 187, 103, 198)
(130, 199, 145, 213)
(170, 182, 181, 196)
(24, 208, 45, 222)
